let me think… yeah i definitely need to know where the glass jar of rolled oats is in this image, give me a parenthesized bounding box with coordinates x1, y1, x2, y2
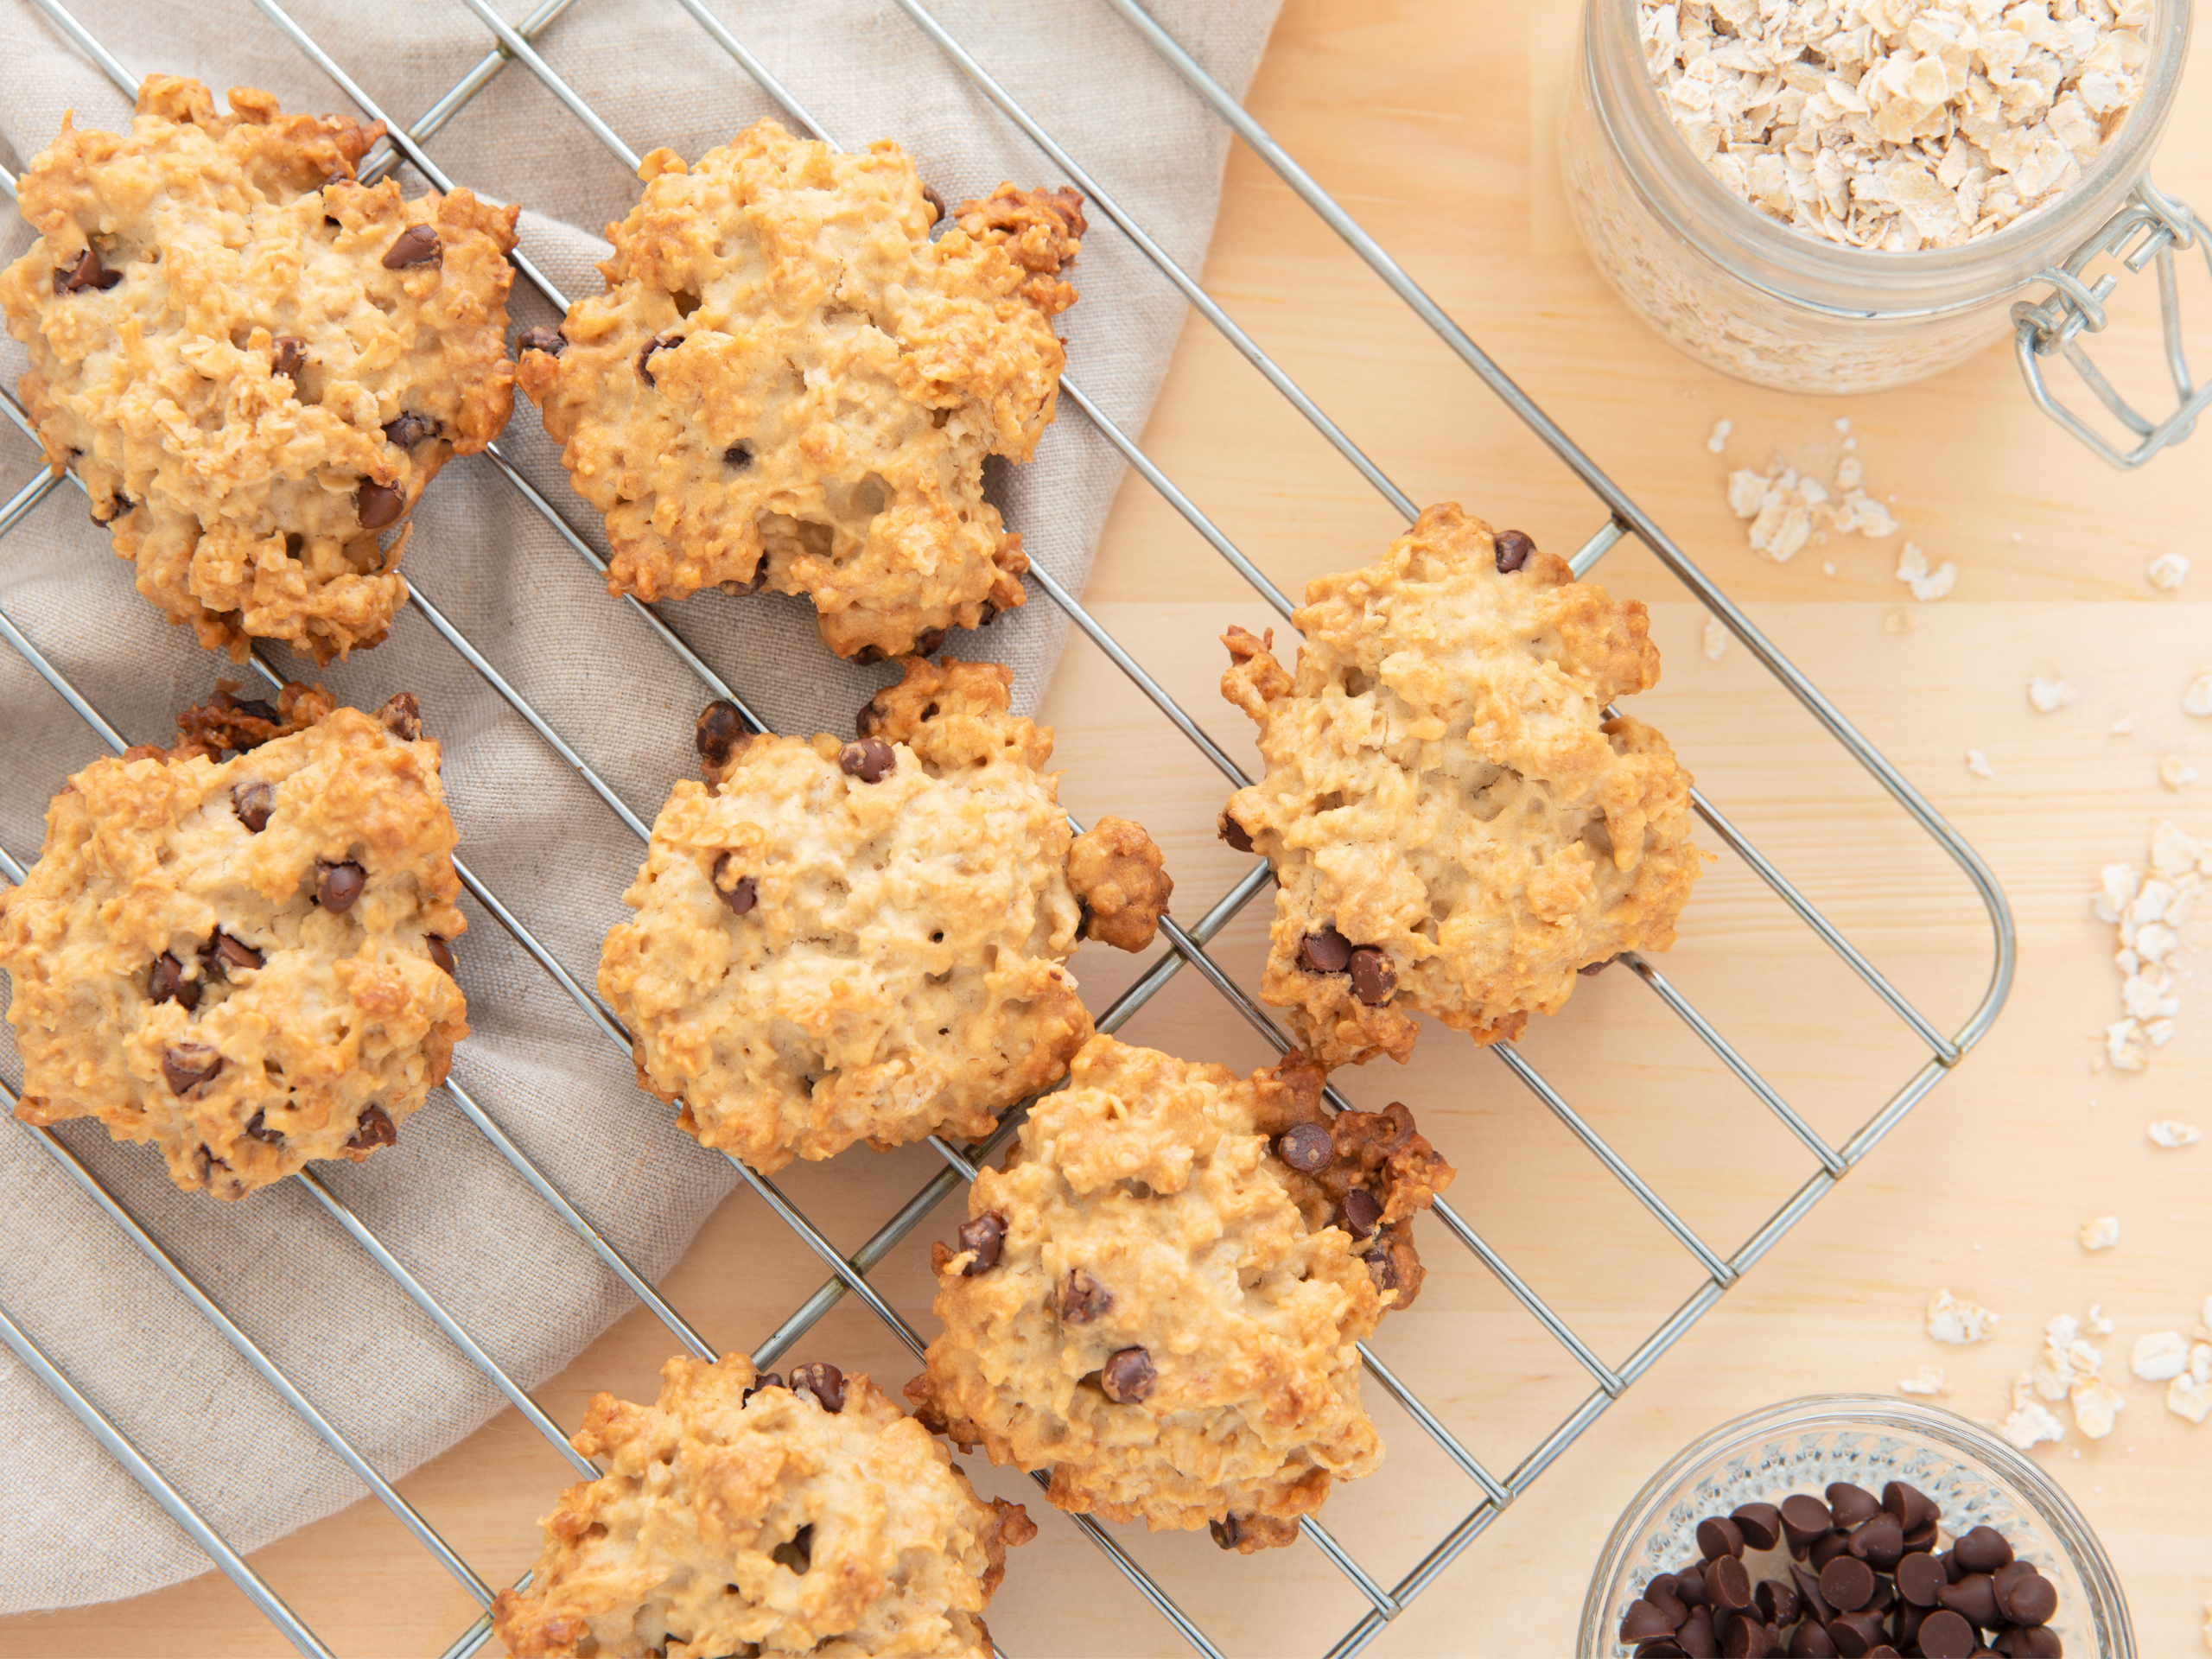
(1563, 0, 2202, 461)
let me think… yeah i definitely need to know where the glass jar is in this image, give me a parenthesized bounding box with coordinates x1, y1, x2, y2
(1561, 0, 2202, 455)
(1580, 1395, 2133, 1659)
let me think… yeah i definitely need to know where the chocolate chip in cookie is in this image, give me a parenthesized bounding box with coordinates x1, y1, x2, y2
(1349, 946, 1396, 1006)
(516, 324, 565, 357)
(1339, 1188, 1383, 1240)
(317, 860, 366, 912)
(208, 932, 264, 974)
(790, 1362, 845, 1414)
(232, 780, 274, 832)
(345, 1104, 397, 1150)
(695, 699, 748, 775)
(839, 737, 895, 783)
(1275, 1122, 1334, 1173)
(426, 935, 456, 976)
(1298, 926, 1351, 974)
(271, 335, 307, 379)
(149, 951, 200, 1010)
(1492, 528, 1535, 572)
(382, 412, 436, 449)
(1101, 1346, 1156, 1404)
(162, 1043, 223, 1095)
(55, 248, 122, 294)
(710, 853, 757, 917)
(1058, 1268, 1111, 1324)
(381, 225, 442, 269)
(357, 480, 404, 529)
(957, 1212, 1007, 1274)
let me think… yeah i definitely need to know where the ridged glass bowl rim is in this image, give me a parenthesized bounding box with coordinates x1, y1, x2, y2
(1576, 1394, 2133, 1659)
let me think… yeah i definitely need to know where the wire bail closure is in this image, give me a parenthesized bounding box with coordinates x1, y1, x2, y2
(2012, 179, 2210, 469)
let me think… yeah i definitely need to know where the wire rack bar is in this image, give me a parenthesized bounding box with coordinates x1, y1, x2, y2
(0, 1296, 335, 1659)
(0, 0, 2018, 1652)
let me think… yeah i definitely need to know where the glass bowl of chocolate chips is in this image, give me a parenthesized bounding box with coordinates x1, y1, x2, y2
(1580, 1395, 2131, 1659)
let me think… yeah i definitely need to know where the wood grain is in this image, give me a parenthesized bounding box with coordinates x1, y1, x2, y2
(6, 0, 2209, 1653)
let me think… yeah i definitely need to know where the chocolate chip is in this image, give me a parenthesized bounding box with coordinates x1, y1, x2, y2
(1368, 1250, 1402, 1294)
(1339, 1187, 1382, 1239)
(1825, 1609, 1885, 1656)
(381, 225, 442, 269)
(517, 324, 566, 357)
(1754, 1579, 1799, 1627)
(1580, 954, 1618, 976)
(1935, 1573, 1998, 1628)
(1826, 1484, 1881, 1529)
(1847, 1512, 1904, 1570)
(90, 493, 135, 525)
(772, 1523, 813, 1573)
(711, 852, 757, 917)
(1058, 1268, 1110, 1324)
(1879, 1481, 1938, 1535)
(148, 952, 197, 1011)
(1788, 1563, 1832, 1627)
(955, 1212, 1007, 1273)
(839, 737, 895, 782)
(1275, 1122, 1334, 1173)
(1699, 1516, 1746, 1562)
(790, 1361, 844, 1413)
(1720, 1618, 1770, 1658)
(1348, 945, 1396, 1006)
(1643, 1576, 1687, 1627)
(1732, 1503, 1783, 1552)
(426, 935, 456, 976)
(1896, 1551, 1945, 1607)
(1675, 1562, 1708, 1606)
(912, 627, 949, 658)
(921, 183, 947, 225)
(210, 933, 264, 973)
(57, 248, 122, 294)
(231, 697, 282, 726)
(382, 412, 436, 448)
(1915, 1610, 1975, 1659)
(1818, 1557, 1875, 1613)
(1101, 1345, 1155, 1404)
(1209, 1516, 1243, 1550)
(637, 334, 678, 385)
(1707, 1556, 1752, 1611)
(358, 480, 405, 529)
(1999, 1565, 2056, 1626)
(346, 1105, 397, 1150)
(696, 700, 749, 773)
(1624, 1601, 1682, 1642)
(723, 442, 753, 469)
(232, 781, 275, 832)
(243, 1110, 283, 1146)
(1952, 1526, 2012, 1573)
(162, 1043, 222, 1095)
(317, 860, 366, 912)
(272, 335, 307, 379)
(1677, 1609, 1719, 1658)
(1999, 1627, 2062, 1657)
(1217, 810, 1255, 853)
(1789, 1621, 1837, 1657)
(1809, 1531, 1853, 1570)
(1298, 925, 1351, 974)
(377, 691, 422, 740)
(1492, 528, 1535, 572)
(741, 1371, 783, 1402)
(1780, 1493, 1833, 1552)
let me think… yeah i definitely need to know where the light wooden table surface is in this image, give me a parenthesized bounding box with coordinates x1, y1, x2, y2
(8, 1, 2210, 1655)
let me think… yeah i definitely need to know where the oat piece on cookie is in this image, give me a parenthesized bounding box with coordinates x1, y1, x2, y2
(908, 1034, 1453, 1550)
(516, 118, 1084, 662)
(599, 657, 1169, 1172)
(1220, 504, 1701, 1067)
(0, 683, 467, 1198)
(492, 1353, 1034, 1659)
(0, 76, 518, 663)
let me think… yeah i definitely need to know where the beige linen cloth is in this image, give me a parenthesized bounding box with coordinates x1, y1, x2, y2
(0, 0, 1281, 1614)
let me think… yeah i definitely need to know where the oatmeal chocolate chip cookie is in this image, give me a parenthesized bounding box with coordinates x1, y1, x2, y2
(1220, 503, 1701, 1068)
(907, 1035, 1453, 1549)
(599, 657, 1169, 1173)
(515, 119, 1084, 662)
(0, 76, 518, 664)
(0, 682, 467, 1198)
(492, 1353, 1034, 1659)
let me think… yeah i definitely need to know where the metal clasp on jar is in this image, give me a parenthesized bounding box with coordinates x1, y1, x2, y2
(2012, 180, 2209, 470)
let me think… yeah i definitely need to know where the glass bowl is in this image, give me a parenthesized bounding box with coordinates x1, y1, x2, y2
(1579, 1395, 2133, 1658)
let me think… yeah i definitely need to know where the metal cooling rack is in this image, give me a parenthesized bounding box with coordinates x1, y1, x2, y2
(0, 0, 2018, 1654)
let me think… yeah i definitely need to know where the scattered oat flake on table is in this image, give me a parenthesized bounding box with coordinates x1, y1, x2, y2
(2185, 672, 2212, 718)
(1726, 453, 1898, 561)
(2070, 1374, 2126, 1440)
(2029, 676, 2082, 712)
(2094, 822, 2208, 1076)
(2162, 755, 2202, 791)
(1702, 616, 1728, 660)
(1885, 608, 1918, 635)
(2001, 1398, 2068, 1452)
(1928, 1288, 1999, 1344)
(2080, 1216, 2121, 1252)
(2133, 1331, 2191, 1382)
(2113, 712, 2144, 735)
(1706, 417, 1732, 454)
(1897, 1363, 1948, 1397)
(2148, 551, 2191, 591)
(2149, 1120, 2203, 1147)
(1966, 749, 1995, 779)
(2088, 1304, 2115, 1338)
(1896, 541, 1956, 601)
(2172, 1374, 2212, 1425)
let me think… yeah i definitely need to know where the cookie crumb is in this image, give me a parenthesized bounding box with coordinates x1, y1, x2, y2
(2147, 551, 2191, 591)
(1966, 749, 1995, 779)
(1702, 616, 1728, 660)
(2149, 1120, 2203, 1147)
(1897, 1363, 1948, 1397)
(2079, 1215, 2121, 1252)
(1927, 1288, 1999, 1344)
(2027, 676, 2081, 712)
